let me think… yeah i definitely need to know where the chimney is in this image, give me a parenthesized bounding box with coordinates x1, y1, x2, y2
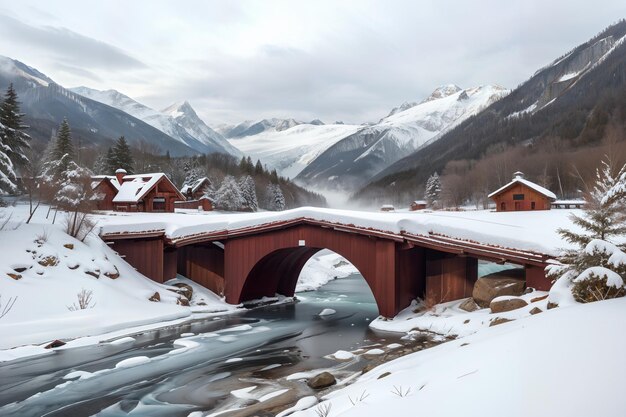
(115, 168, 127, 184)
(513, 171, 524, 180)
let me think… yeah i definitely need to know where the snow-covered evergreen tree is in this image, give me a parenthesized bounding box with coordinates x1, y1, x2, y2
(266, 183, 286, 211)
(0, 83, 30, 167)
(111, 136, 134, 174)
(0, 121, 17, 195)
(42, 119, 75, 182)
(548, 159, 626, 304)
(182, 159, 202, 190)
(92, 152, 109, 175)
(239, 175, 258, 211)
(214, 175, 244, 211)
(424, 172, 442, 208)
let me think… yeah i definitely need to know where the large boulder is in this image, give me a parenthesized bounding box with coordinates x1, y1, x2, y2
(490, 297, 528, 313)
(472, 269, 525, 307)
(307, 372, 336, 389)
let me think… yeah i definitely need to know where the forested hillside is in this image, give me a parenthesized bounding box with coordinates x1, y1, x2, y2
(354, 20, 626, 207)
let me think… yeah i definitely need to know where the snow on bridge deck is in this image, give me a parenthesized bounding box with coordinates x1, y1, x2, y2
(95, 207, 581, 257)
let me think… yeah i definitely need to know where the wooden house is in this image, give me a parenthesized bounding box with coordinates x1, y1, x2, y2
(488, 172, 556, 212)
(92, 169, 185, 212)
(181, 177, 211, 200)
(380, 204, 395, 212)
(91, 175, 120, 211)
(410, 200, 428, 211)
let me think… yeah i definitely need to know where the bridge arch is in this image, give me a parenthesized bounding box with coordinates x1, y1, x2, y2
(238, 246, 388, 313)
(223, 224, 424, 317)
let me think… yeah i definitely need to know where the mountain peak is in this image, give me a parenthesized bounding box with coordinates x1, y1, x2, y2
(421, 84, 462, 103)
(162, 100, 197, 119)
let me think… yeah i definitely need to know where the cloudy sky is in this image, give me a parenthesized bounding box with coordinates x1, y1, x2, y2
(0, 0, 624, 125)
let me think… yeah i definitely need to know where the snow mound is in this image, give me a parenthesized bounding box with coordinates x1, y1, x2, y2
(319, 308, 337, 316)
(0, 223, 191, 351)
(331, 350, 355, 360)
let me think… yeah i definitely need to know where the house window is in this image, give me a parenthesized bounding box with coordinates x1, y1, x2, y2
(513, 194, 525, 200)
(153, 197, 166, 212)
(500, 202, 506, 211)
(531, 202, 536, 210)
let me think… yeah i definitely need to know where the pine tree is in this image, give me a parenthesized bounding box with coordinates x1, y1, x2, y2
(43, 119, 75, 179)
(0, 83, 30, 167)
(424, 172, 442, 208)
(104, 147, 116, 174)
(270, 169, 279, 184)
(239, 175, 258, 211)
(255, 159, 264, 175)
(214, 175, 244, 211)
(548, 159, 626, 304)
(112, 136, 134, 173)
(266, 183, 286, 211)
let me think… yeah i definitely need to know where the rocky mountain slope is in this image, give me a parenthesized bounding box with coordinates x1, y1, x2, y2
(296, 84, 509, 190)
(0, 56, 201, 156)
(354, 20, 626, 204)
(228, 122, 363, 179)
(71, 87, 240, 156)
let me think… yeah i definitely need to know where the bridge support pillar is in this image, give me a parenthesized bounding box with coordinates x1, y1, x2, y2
(177, 244, 225, 296)
(108, 237, 164, 283)
(425, 252, 477, 304)
(163, 247, 178, 281)
(394, 245, 425, 314)
(525, 264, 551, 291)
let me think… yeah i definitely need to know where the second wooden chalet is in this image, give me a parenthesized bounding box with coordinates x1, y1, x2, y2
(488, 171, 556, 212)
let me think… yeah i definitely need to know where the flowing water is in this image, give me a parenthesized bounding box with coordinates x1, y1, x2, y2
(0, 275, 405, 417)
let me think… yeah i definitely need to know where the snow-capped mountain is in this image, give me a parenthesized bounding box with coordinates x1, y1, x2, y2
(0, 56, 199, 156)
(296, 84, 509, 190)
(227, 122, 363, 179)
(354, 20, 626, 204)
(161, 101, 241, 156)
(71, 87, 240, 156)
(222, 118, 304, 138)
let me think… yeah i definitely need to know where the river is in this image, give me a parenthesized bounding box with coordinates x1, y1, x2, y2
(0, 275, 407, 417)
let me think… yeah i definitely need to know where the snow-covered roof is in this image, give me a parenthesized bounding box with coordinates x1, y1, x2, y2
(181, 177, 210, 195)
(91, 175, 121, 191)
(553, 199, 586, 205)
(112, 173, 183, 203)
(412, 200, 427, 205)
(488, 174, 557, 200)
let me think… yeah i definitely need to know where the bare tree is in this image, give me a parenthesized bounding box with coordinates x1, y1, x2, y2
(0, 295, 17, 319)
(67, 289, 95, 311)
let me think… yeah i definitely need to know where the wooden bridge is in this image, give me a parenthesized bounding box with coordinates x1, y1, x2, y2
(101, 217, 553, 317)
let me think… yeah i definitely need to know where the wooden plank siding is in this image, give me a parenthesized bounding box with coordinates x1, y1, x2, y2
(492, 183, 552, 212)
(110, 237, 164, 283)
(425, 251, 477, 304)
(177, 244, 225, 296)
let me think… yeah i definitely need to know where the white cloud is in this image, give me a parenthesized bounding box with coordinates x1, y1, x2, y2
(0, 0, 624, 125)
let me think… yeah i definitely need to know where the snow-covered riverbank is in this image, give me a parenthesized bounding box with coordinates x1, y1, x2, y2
(289, 297, 626, 417)
(0, 205, 357, 361)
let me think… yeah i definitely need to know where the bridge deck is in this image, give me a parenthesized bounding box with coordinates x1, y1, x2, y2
(96, 207, 579, 259)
